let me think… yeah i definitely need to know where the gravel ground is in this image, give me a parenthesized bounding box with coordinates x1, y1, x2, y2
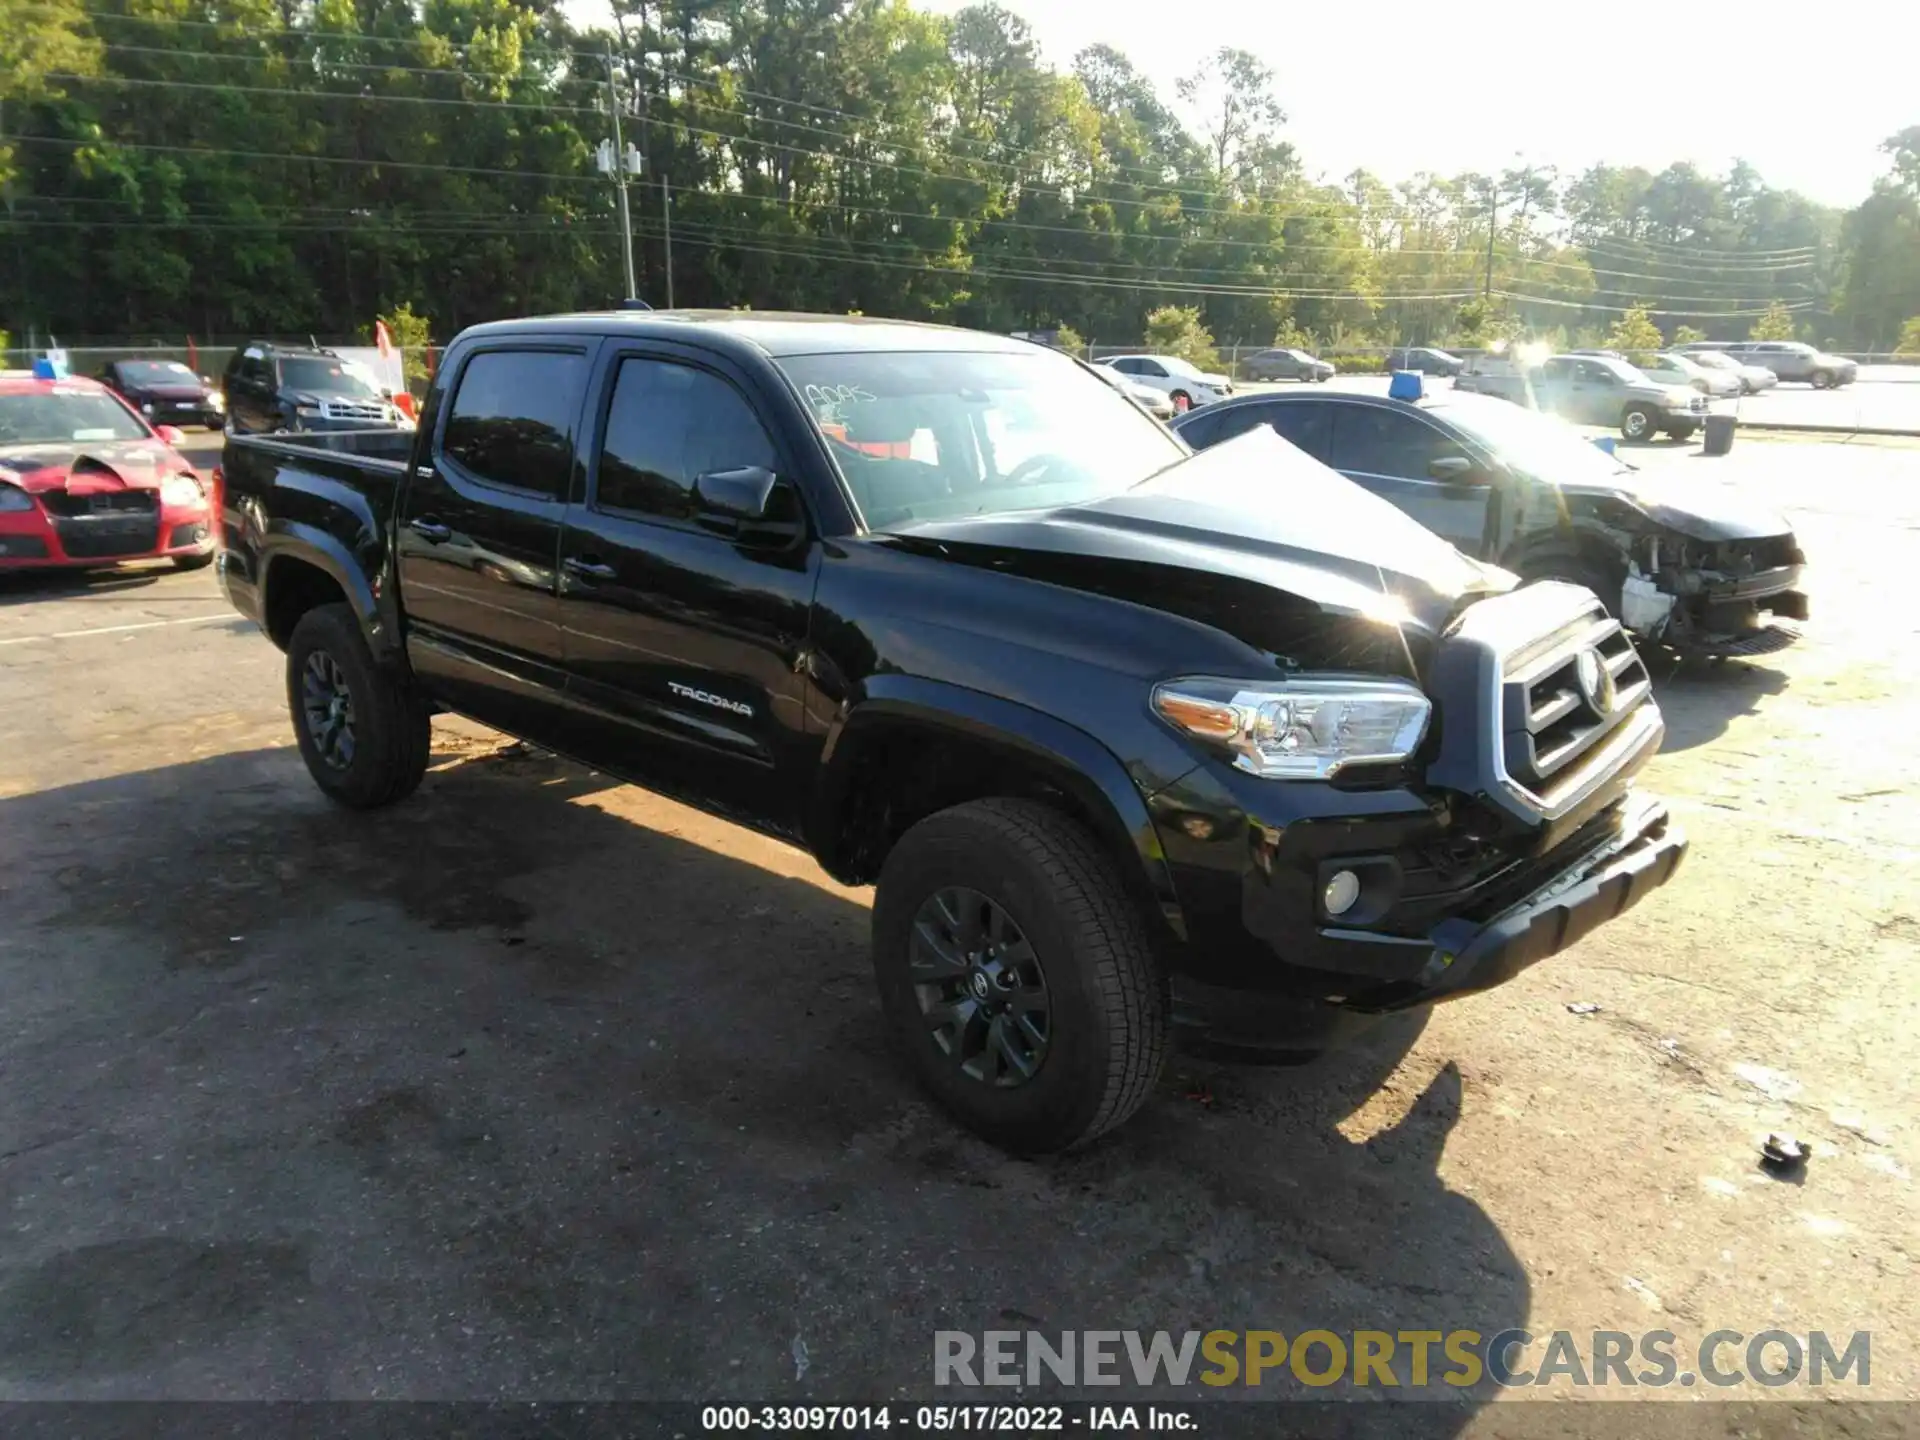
(0, 433, 1914, 1423)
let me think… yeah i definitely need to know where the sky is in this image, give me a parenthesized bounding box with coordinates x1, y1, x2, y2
(912, 0, 1912, 208)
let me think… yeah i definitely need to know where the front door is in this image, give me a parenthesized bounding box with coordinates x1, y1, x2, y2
(1325, 402, 1493, 556)
(393, 342, 593, 744)
(555, 346, 819, 838)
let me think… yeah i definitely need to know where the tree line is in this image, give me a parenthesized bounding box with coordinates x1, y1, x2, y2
(2, 0, 1917, 354)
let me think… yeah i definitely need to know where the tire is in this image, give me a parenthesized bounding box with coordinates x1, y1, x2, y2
(1809, 369, 1834, 390)
(285, 602, 431, 809)
(1522, 552, 1621, 617)
(1666, 424, 1697, 442)
(1169, 390, 1192, 413)
(1620, 405, 1657, 442)
(872, 798, 1170, 1154)
(172, 550, 216, 571)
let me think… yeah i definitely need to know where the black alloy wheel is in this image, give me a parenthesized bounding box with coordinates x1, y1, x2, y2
(909, 886, 1051, 1087)
(301, 649, 358, 770)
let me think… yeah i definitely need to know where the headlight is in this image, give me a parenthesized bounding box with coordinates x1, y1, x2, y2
(0, 483, 37, 513)
(160, 473, 206, 507)
(141, 402, 155, 414)
(208, 391, 226, 412)
(1152, 677, 1431, 780)
(295, 404, 324, 418)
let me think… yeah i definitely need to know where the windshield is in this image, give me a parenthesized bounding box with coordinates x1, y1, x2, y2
(1589, 356, 1649, 384)
(117, 360, 198, 386)
(279, 356, 384, 398)
(778, 348, 1187, 530)
(1432, 396, 1635, 488)
(1689, 351, 1738, 370)
(0, 390, 150, 446)
(1158, 356, 1203, 378)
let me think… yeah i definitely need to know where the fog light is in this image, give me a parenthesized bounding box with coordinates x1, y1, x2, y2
(1323, 870, 1361, 917)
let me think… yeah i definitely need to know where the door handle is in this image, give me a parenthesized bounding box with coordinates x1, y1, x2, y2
(563, 555, 617, 581)
(408, 517, 452, 544)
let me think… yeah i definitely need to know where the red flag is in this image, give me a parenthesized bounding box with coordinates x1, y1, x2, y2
(375, 320, 394, 360)
(187, 335, 199, 372)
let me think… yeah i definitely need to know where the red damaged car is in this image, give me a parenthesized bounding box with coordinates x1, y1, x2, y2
(0, 373, 217, 572)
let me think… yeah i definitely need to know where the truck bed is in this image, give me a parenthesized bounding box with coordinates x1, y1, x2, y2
(225, 427, 416, 470)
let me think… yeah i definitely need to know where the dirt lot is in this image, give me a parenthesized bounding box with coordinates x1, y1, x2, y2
(1, 433, 1914, 1422)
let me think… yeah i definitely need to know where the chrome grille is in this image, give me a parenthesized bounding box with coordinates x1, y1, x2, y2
(322, 400, 387, 421)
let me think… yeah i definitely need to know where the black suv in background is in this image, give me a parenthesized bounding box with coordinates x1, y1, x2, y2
(222, 342, 411, 435)
(98, 358, 224, 429)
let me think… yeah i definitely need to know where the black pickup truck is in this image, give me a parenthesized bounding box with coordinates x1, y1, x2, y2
(216, 311, 1687, 1153)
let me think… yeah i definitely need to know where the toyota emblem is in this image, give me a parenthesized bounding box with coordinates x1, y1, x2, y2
(969, 972, 992, 1000)
(1576, 648, 1616, 714)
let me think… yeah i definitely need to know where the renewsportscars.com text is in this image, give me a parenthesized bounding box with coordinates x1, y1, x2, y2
(934, 1329, 1870, 1390)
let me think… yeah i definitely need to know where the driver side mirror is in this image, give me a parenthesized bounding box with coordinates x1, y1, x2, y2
(692, 466, 805, 545)
(1428, 454, 1480, 483)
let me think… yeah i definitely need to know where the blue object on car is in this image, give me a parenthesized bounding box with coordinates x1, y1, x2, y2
(1593, 435, 1617, 456)
(1387, 370, 1423, 401)
(31, 354, 70, 380)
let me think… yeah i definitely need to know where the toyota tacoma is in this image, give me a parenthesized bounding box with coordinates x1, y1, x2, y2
(215, 311, 1687, 1153)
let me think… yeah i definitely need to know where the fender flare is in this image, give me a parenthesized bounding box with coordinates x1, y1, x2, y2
(810, 675, 1186, 939)
(258, 523, 398, 663)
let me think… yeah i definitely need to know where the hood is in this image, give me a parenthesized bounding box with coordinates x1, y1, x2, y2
(118, 381, 208, 401)
(1565, 466, 1793, 542)
(1198, 372, 1231, 388)
(0, 439, 180, 494)
(884, 427, 1511, 647)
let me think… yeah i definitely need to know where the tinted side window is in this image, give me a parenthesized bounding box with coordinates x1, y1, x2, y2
(1264, 402, 1331, 460)
(1110, 358, 1140, 375)
(1140, 361, 1168, 377)
(594, 358, 776, 523)
(1329, 406, 1452, 479)
(442, 349, 587, 499)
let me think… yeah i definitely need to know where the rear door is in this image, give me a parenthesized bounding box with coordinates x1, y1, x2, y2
(394, 341, 592, 745)
(554, 344, 820, 838)
(1324, 402, 1492, 555)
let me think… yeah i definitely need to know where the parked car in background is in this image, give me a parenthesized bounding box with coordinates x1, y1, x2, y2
(1383, 346, 1464, 377)
(1635, 352, 1742, 399)
(1682, 349, 1778, 394)
(0, 371, 216, 571)
(1455, 353, 1707, 441)
(97, 358, 226, 429)
(1086, 359, 1175, 420)
(1706, 341, 1857, 388)
(1239, 347, 1335, 383)
(1094, 353, 1233, 412)
(222, 341, 414, 434)
(1171, 380, 1807, 655)
(215, 309, 1687, 1152)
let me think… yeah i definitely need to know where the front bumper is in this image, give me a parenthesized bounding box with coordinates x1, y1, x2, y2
(0, 499, 216, 569)
(1170, 791, 1685, 1048)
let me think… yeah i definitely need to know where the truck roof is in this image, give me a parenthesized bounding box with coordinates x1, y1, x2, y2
(457, 310, 1034, 359)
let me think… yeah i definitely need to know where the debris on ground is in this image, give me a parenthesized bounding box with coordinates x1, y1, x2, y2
(1182, 1083, 1215, 1108)
(1761, 1133, 1809, 1175)
(1623, 1276, 1664, 1312)
(792, 1334, 810, 1382)
(1734, 1063, 1804, 1102)
(1566, 1002, 1602, 1015)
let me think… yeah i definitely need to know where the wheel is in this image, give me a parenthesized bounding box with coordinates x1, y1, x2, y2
(285, 602, 431, 809)
(1809, 369, 1834, 389)
(1666, 424, 1697, 442)
(1620, 405, 1657, 442)
(1523, 553, 1621, 617)
(871, 798, 1170, 1154)
(172, 550, 216, 571)
(1169, 390, 1192, 413)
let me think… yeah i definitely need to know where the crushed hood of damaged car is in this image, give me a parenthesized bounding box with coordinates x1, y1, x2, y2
(879, 427, 1516, 670)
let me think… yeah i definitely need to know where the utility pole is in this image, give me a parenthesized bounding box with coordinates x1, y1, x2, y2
(662, 177, 674, 309)
(600, 44, 642, 301)
(1483, 180, 1498, 304)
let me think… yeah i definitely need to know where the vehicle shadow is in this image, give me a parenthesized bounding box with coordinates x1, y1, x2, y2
(0, 737, 1523, 1420)
(1645, 651, 1790, 753)
(0, 565, 180, 604)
